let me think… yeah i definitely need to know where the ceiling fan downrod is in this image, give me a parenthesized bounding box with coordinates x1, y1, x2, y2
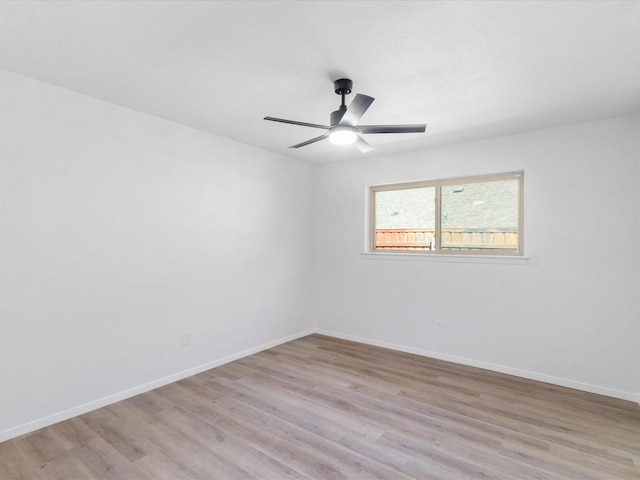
(331, 78, 353, 126)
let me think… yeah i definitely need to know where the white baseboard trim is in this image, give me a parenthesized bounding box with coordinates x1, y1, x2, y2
(314, 328, 640, 404)
(0, 329, 314, 443)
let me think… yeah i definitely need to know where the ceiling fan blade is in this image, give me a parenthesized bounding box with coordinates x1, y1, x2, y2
(289, 133, 329, 149)
(264, 117, 330, 130)
(338, 94, 375, 126)
(358, 124, 427, 134)
(355, 135, 374, 154)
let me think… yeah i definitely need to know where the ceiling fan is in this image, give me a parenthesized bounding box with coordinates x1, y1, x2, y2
(264, 79, 426, 153)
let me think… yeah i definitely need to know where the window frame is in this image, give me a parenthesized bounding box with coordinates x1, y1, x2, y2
(369, 171, 524, 256)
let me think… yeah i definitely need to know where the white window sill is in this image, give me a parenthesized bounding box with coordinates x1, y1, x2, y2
(361, 252, 529, 265)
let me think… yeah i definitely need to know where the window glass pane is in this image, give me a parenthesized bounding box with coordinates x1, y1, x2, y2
(374, 187, 435, 250)
(440, 179, 519, 251)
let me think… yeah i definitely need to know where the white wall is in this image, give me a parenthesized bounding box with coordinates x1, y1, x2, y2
(313, 115, 640, 402)
(0, 69, 314, 441)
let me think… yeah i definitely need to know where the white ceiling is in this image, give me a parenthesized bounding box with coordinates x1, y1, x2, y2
(0, 1, 639, 163)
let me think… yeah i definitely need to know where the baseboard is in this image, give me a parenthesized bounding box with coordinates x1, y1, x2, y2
(0, 328, 314, 443)
(314, 328, 640, 404)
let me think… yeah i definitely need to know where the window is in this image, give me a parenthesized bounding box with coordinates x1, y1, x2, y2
(371, 172, 523, 255)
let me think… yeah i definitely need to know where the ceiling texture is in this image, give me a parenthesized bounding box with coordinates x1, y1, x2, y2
(0, 1, 639, 163)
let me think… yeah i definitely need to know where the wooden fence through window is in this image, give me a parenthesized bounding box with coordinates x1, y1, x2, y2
(375, 228, 518, 251)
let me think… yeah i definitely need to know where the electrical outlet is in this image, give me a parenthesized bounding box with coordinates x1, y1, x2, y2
(436, 320, 443, 333)
(182, 331, 192, 346)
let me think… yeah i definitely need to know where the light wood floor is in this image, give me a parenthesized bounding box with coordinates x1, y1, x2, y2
(1, 334, 639, 479)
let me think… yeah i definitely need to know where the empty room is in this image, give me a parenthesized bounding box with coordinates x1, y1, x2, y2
(1, 1, 639, 479)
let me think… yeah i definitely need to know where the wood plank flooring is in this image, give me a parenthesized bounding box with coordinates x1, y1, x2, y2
(1, 334, 639, 479)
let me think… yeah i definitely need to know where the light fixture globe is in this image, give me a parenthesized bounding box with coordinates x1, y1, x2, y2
(329, 126, 358, 145)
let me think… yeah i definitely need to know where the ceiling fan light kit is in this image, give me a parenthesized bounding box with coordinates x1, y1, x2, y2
(264, 78, 426, 153)
(329, 126, 357, 145)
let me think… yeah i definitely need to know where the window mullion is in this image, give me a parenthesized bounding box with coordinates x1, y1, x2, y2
(434, 185, 441, 252)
